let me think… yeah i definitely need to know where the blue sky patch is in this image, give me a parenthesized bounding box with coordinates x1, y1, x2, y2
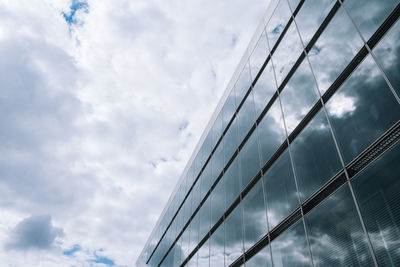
(88, 252, 115, 266)
(62, 0, 89, 25)
(63, 244, 81, 256)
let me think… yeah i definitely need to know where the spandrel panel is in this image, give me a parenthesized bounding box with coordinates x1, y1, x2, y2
(294, 0, 336, 47)
(237, 90, 256, 143)
(225, 203, 244, 266)
(280, 59, 320, 135)
(252, 61, 277, 119)
(199, 197, 211, 241)
(266, 0, 292, 50)
(239, 131, 261, 190)
(198, 240, 210, 267)
(305, 184, 376, 267)
(235, 62, 252, 102)
(373, 18, 400, 98)
(263, 149, 299, 230)
(352, 143, 400, 266)
(224, 157, 240, 209)
(242, 180, 267, 250)
(223, 117, 238, 164)
(210, 223, 225, 267)
(250, 30, 270, 79)
(326, 55, 400, 164)
(271, 21, 304, 87)
(244, 246, 272, 267)
(257, 98, 286, 165)
(291, 110, 342, 201)
(343, 0, 399, 41)
(210, 178, 225, 228)
(307, 6, 364, 95)
(271, 219, 312, 267)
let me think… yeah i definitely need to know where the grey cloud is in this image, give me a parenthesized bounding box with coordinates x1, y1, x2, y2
(5, 214, 63, 251)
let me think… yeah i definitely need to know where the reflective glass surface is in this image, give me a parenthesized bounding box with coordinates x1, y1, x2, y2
(210, 223, 225, 267)
(263, 149, 299, 230)
(307, 6, 364, 95)
(239, 131, 261, 190)
(287, 0, 301, 12)
(187, 252, 197, 267)
(210, 178, 225, 228)
(189, 212, 200, 255)
(192, 179, 201, 213)
(235, 62, 252, 102)
(225, 203, 244, 266)
(242, 180, 267, 250)
(223, 88, 237, 129)
(250, 30, 270, 79)
(344, 0, 399, 41)
(271, 219, 312, 267)
(305, 184, 376, 267)
(224, 158, 240, 209)
(252, 61, 277, 118)
(266, 0, 292, 50)
(352, 143, 400, 266)
(326, 55, 400, 164)
(237, 90, 256, 143)
(244, 247, 272, 267)
(223, 117, 238, 164)
(200, 163, 212, 200)
(291, 110, 342, 201)
(280, 59, 320, 135)
(211, 143, 224, 184)
(199, 197, 211, 241)
(198, 240, 210, 267)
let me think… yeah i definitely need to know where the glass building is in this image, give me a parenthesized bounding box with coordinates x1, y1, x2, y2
(137, 0, 400, 266)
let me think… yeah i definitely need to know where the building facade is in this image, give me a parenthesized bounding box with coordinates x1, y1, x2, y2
(137, 0, 400, 266)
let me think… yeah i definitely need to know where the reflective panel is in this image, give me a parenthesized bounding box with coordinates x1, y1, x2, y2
(210, 223, 225, 267)
(280, 59, 320, 135)
(200, 163, 212, 200)
(198, 240, 210, 267)
(212, 112, 224, 147)
(326, 55, 400, 164)
(373, 19, 400, 98)
(305, 184, 376, 267)
(263, 149, 299, 230)
(211, 143, 224, 185)
(235, 62, 252, 102)
(287, 0, 301, 12)
(188, 252, 198, 267)
(189, 212, 200, 255)
(244, 246, 272, 267)
(257, 99, 286, 165)
(223, 88, 237, 129)
(161, 247, 174, 267)
(271, 21, 303, 86)
(294, 0, 336, 46)
(224, 157, 240, 209)
(291, 110, 342, 201)
(174, 239, 183, 267)
(266, 0, 292, 50)
(192, 179, 202, 214)
(242, 180, 267, 250)
(250, 30, 270, 79)
(181, 226, 190, 263)
(237, 90, 256, 143)
(223, 117, 238, 164)
(225, 203, 244, 266)
(307, 6, 364, 95)
(199, 197, 211, 241)
(343, 0, 399, 41)
(252, 61, 277, 119)
(352, 143, 400, 266)
(271, 219, 312, 267)
(210, 178, 225, 228)
(239, 131, 261, 190)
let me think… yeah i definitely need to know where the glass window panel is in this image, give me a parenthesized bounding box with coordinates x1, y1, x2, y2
(373, 19, 400, 98)
(295, 0, 336, 47)
(252, 61, 277, 119)
(211, 179, 225, 227)
(199, 196, 211, 240)
(250, 30, 270, 79)
(212, 112, 224, 146)
(263, 149, 299, 230)
(225, 203, 244, 266)
(305, 184, 376, 267)
(189, 212, 200, 255)
(161, 248, 174, 267)
(210, 223, 225, 267)
(307, 6, 364, 95)
(326, 54, 400, 164)
(223, 88, 237, 129)
(266, 0, 292, 50)
(174, 237, 183, 266)
(198, 240, 210, 267)
(185, 191, 193, 223)
(257, 98, 286, 165)
(224, 157, 240, 209)
(192, 179, 201, 213)
(352, 143, 400, 266)
(212, 143, 224, 184)
(280, 59, 320, 135)
(235, 62, 252, 103)
(291, 110, 342, 201)
(188, 252, 198, 267)
(181, 227, 190, 262)
(239, 131, 261, 190)
(237, 91, 256, 143)
(200, 163, 212, 200)
(242, 180, 267, 250)
(287, 0, 301, 12)
(271, 21, 304, 86)
(344, 0, 399, 41)
(245, 246, 272, 267)
(223, 117, 238, 164)
(271, 219, 312, 267)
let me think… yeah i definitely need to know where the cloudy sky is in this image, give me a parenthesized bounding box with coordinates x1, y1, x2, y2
(0, 0, 270, 266)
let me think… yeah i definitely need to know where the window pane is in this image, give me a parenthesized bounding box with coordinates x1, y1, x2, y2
(352, 143, 400, 266)
(271, 219, 312, 267)
(280, 59, 320, 135)
(373, 19, 400, 98)
(199, 197, 211, 241)
(250, 30, 270, 79)
(223, 88, 237, 129)
(253, 61, 277, 119)
(240, 131, 261, 190)
(271, 21, 303, 86)
(308, 6, 364, 95)
(287, 0, 301, 12)
(225, 203, 244, 266)
(188, 252, 198, 267)
(200, 163, 212, 200)
(295, 0, 336, 47)
(212, 143, 224, 184)
(236, 62, 252, 102)
(344, 0, 399, 41)
(223, 117, 238, 164)
(211, 179, 225, 228)
(305, 184, 376, 267)
(237, 91, 256, 143)
(291, 110, 342, 201)
(263, 149, 299, 230)
(192, 179, 202, 214)
(257, 99, 286, 165)
(210, 223, 225, 267)
(224, 158, 240, 209)
(198, 240, 210, 267)
(326, 54, 400, 164)
(266, 0, 292, 50)
(245, 246, 272, 267)
(242, 180, 267, 250)
(189, 212, 200, 255)
(174, 240, 182, 267)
